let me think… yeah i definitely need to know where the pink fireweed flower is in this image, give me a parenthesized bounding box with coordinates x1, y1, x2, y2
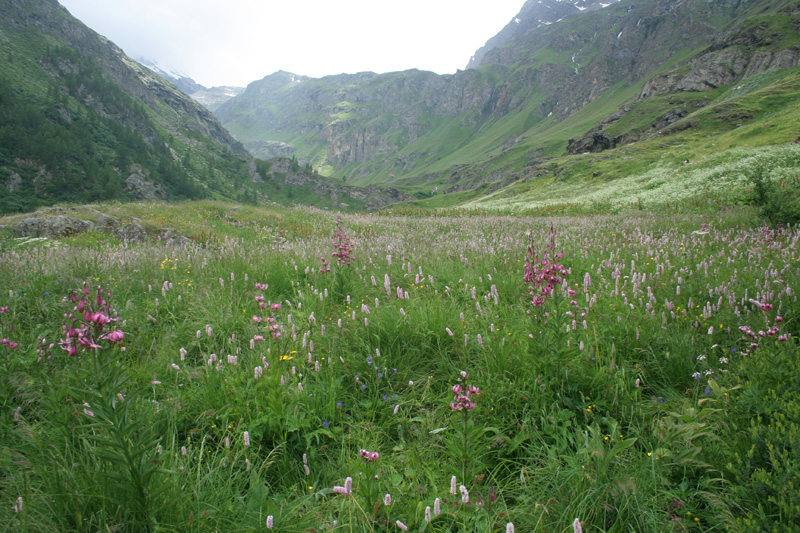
(84, 311, 111, 325)
(359, 449, 379, 461)
(451, 379, 480, 411)
(253, 316, 263, 323)
(523, 225, 570, 308)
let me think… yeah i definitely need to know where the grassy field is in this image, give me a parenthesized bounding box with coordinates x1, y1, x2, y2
(0, 202, 798, 531)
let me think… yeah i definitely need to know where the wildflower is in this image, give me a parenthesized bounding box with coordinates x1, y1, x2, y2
(425, 506, 432, 523)
(396, 520, 409, 531)
(523, 225, 569, 308)
(450, 475, 458, 495)
(459, 484, 469, 503)
(244, 431, 251, 447)
(434, 497, 441, 516)
(359, 449, 379, 461)
(266, 515, 273, 529)
(573, 518, 583, 533)
(13, 497, 22, 514)
(384, 493, 392, 506)
(506, 524, 515, 533)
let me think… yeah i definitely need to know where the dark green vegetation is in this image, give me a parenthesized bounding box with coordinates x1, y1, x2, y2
(0, 202, 798, 531)
(0, 1, 408, 215)
(0, 0, 253, 214)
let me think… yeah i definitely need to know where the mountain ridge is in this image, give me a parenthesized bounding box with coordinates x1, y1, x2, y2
(214, 0, 800, 206)
(0, 0, 414, 214)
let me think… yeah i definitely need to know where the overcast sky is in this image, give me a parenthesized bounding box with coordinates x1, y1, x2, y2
(58, 0, 525, 88)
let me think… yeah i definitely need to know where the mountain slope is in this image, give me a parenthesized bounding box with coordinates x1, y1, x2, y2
(0, 0, 410, 215)
(215, 0, 800, 208)
(465, 0, 622, 69)
(0, 0, 254, 214)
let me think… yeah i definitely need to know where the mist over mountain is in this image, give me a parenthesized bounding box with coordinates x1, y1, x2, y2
(137, 59, 244, 112)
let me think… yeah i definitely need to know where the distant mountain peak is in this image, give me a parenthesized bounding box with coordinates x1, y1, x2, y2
(466, 0, 621, 69)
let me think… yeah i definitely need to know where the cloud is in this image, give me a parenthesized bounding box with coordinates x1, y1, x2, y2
(59, 0, 523, 87)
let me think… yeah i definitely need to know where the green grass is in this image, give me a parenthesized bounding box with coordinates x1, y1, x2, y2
(1, 202, 799, 531)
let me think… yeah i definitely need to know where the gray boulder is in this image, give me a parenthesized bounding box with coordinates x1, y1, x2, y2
(13, 216, 93, 238)
(95, 213, 120, 233)
(161, 228, 193, 247)
(114, 222, 147, 242)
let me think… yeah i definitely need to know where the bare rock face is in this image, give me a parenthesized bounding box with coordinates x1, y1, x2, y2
(95, 213, 120, 233)
(125, 166, 166, 201)
(113, 222, 147, 242)
(567, 129, 617, 154)
(160, 228, 193, 247)
(13, 215, 94, 238)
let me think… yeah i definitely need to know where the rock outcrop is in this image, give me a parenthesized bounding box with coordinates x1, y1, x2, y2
(14, 216, 94, 238)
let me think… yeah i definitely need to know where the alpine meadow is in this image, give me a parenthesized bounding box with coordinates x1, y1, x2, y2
(1, 0, 800, 531)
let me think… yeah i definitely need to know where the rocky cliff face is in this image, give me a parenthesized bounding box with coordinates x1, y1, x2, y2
(466, 0, 622, 69)
(568, 2, 800, 154)
(216, 67, 513, 180)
